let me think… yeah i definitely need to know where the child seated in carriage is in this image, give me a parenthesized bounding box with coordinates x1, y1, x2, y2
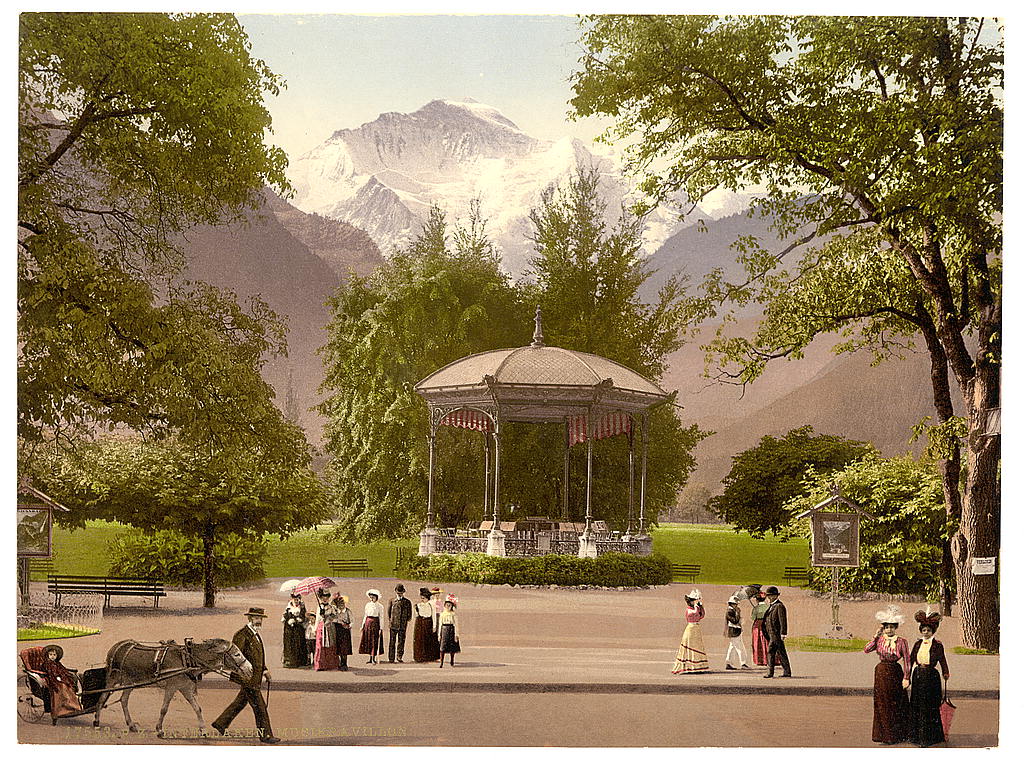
(24, 645, 83, 716)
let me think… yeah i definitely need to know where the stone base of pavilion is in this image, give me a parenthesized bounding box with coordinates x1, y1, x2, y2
(417, 523, 652, 558)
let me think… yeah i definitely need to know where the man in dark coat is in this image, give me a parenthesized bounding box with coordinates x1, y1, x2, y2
(387, 584, 413, 663)
(761, 586, 792, 678)
(211, 607, 280, 743)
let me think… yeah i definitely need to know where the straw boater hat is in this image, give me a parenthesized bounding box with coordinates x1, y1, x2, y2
(686, 589, 702, 601)
(367, 589, 381, 599)
(244, 607, 268, 619)
(875, 605, 904, 625)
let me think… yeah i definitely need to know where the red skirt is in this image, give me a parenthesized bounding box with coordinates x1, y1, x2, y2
(751, 619, 770, 665)
(358, 616, 384, 656)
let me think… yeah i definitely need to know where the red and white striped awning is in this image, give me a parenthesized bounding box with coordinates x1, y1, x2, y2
(567, 412, 633, 446)
(438, 409, 494, 433)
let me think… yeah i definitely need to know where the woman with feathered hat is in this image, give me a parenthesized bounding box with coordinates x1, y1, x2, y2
(864, 605, 912, 743)
(671, 589, 709, 673)
(908, 609, 949, 746)
(437, 594, 461, 668)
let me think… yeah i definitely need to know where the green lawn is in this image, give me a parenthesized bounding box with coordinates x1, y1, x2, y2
(17, 625, 99, 641)
(651, 523, 810, 586)
(49, 520, 807, 587)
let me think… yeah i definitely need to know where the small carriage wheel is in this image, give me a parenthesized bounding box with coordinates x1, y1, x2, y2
(17, 673, 47, 724)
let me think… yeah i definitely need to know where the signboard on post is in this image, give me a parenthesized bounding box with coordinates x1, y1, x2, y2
(17, 505, 53, 558)
(810, 511, 862, 568)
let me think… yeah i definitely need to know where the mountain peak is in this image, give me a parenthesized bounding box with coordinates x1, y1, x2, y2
(415, 99, 522, 132)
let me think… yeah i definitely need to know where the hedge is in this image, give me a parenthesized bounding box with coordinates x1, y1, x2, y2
(397, 552, 672, 587)
(108, 529, 267, 587)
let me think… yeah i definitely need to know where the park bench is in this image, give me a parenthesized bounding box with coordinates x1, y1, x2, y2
(784, 566, 811, 586)
(670, 563, 702, 582)
(327, 558, 371, 578)
(48, 575, 166, 609)
(394, 546, 412, 571)
(28, 558, 56, 579)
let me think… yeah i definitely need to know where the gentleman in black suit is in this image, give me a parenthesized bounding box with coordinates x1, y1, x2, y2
(211, 607, 280, 744)
(387, 584, 413, 663)
(761, 586, 792, 678)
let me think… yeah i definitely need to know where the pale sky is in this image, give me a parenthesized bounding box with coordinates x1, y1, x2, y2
(238, 14, 615, 161)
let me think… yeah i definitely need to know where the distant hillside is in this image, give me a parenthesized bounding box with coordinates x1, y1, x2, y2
(179, 191, 384, 444)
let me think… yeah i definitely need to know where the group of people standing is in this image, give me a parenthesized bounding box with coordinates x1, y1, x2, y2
(864, 606, 951, 747)
(672, 585, 791, 678)
(282, 584, 461, 670)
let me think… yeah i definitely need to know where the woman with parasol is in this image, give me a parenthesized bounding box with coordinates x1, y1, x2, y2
(313, 587, 340, 670)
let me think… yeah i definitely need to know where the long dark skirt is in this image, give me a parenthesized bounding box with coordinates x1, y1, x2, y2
(413, 616, 441, 662)
(909, 666, 945, 746)
(872, 660, 910, 744)
(439, 623, 461, 655)
(358, 616, 384, 656)
(282, 622, 309, 668)
(335, 624, 353, 657)
(751, 619, 770, 666)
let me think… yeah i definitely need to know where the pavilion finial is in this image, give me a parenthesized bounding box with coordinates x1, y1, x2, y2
(531, 306, 544, 347)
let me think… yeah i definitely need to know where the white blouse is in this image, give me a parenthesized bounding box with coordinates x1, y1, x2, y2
(363, 600, 382, 618)
(414, 601, 434, 618)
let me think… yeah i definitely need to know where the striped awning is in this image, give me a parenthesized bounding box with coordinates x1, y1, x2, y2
(567, 412, 632, 446)
(438, 409, 494, 433)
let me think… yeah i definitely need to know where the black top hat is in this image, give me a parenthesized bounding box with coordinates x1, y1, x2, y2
(42, 644, 64, 662)
(395, 584, 406, 593)
(244, 607, 268, 618)
(764, 586, 780, 596)
(420, 587, 433, 599)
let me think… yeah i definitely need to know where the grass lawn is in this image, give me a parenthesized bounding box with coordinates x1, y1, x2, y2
(48, 521, 418, 580)
(652, 523, 810, 586)
(17, 625, 99, 641)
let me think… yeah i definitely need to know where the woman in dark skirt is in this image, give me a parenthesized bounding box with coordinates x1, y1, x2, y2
(413, 587, 441, 662)
(281, 594, 310, 668)
(438, 595, 461, 668)
(908, 610, 949, 746)
(863, 605, 911, 744)
(332, 593, 353, 670)
(358, 589, 384, 664)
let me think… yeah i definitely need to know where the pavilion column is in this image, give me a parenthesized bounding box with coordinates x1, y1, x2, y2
(487, 424, 506, 557)
(636, 411, 652, 555)
(578, 413, 598, 559)
(623, 425, 635, 541)
(483, 430, 491, 518)
(419, 424, 439, 556)
(562, 419, 570, 520)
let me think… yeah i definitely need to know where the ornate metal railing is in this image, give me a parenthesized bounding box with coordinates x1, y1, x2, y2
(432, 534, 642, 558)
(434, 536, 487, 553)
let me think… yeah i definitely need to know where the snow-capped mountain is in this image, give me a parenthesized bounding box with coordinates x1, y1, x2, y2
(288, 99, 708, 275)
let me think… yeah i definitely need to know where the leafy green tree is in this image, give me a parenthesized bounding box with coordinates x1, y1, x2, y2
(318, 205, 531, 541)
(526, 164, 706, 526)
(711, 426, 871, 537)
(785, 454, 948, 597)
(18, 13, 290, 448)
(39, 433, 329, 607)
(571, 15, 1001, 648)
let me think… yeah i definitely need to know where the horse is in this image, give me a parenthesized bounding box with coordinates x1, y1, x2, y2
(93, 638, 253, 738)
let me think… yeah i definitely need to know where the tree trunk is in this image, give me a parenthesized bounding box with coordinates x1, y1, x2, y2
(953, 373, 1000, 650)
(937, 455, 960, 617)
(202, 524, 216, 609)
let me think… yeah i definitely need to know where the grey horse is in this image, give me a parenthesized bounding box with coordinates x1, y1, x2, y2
(94, 638, 253, 738)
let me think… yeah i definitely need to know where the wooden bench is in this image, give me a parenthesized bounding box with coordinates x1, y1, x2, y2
(670, 564, 702, 582)
(784, 566, 811, 586)
(327, 558, 371, 578)
(48, 575, 166, 609)
(28, 558, 56, 579)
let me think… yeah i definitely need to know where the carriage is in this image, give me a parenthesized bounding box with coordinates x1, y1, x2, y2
(17, 638, 252, 735)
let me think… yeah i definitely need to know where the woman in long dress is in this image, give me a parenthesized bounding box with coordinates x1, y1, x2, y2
(332, 593, 353, 671)
(908, 610, 949, 746)
(750, 592, 770, 666)
(41, 645, 81, 717)
(672, 589, 709, 673)
(413, 587, 441, 662)
(358, 589, 384, 664)
(438, 595, 461, 668)
(281, 594, 309, 668)
(313, 588, 340, 671)
(864, 605, 911, 744)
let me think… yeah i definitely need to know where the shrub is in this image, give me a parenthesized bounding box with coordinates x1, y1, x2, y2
(398, 552, 671, 587)
(108, 529, 267, 587)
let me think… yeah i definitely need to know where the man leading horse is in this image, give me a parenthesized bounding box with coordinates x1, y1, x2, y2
(211, 606, 280, 744)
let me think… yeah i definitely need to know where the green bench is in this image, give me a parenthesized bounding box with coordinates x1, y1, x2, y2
(784, 566, 811, 586)
(670, 563, 702, 582)
(327, 558, 371, 578)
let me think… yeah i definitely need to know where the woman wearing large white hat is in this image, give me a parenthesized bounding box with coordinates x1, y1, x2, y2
(358, 589, 384, 664)
(864, 605, 912, 744)
(671, 589, 709, 674)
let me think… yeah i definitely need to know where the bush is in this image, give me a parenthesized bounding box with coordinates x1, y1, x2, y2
(108, 529, 267, 587)
(398, 552, 672, 587)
